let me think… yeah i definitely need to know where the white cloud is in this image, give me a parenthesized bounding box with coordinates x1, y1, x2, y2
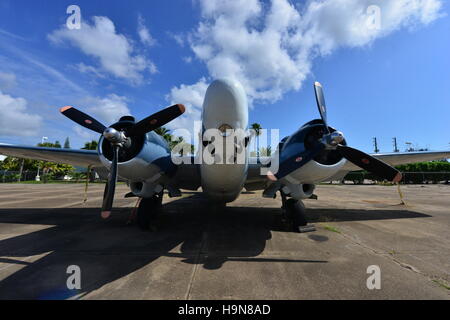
(183, 56, 193, 64)
(73, 125, 97, 141)
(138, 15, 156, 47)
(48, 16, 157, 84)
(0, 90, 42, 137)
(168, 0, 443, 120)
(80, 94, 131, 125)
(168, 32, 186, 47)
(76, 62, 106, 78)
(0, 72, 17, 91)
(166, 78, 208, 130)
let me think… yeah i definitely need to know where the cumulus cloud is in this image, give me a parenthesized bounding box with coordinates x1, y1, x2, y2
(138, 15, 156, 47)
(80, 94, 131, 125)
(76, 62, 106, 78)
(167, 0, 443, 127)
(168, 32, 186, 47)
(48, 16, 157, 84)
(166, 78, 209, 130)
(0, 90, 42, 137)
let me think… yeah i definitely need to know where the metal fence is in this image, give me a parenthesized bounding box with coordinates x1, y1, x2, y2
(343, 172, 450, 185)
(2, 170, 450, 185)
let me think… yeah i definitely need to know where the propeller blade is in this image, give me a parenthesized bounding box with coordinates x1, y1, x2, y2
(60, 106, 106, 134)
(268, 144, 326, 181)
(101, 144, 119, 219)
(127, 104, 185, 136)
(314, 82, 330, 134)
(337, 145, 402, 182)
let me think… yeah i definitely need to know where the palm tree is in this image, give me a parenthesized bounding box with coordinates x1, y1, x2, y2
(154, 127, 172, 144)
(251, 123, 262, 158)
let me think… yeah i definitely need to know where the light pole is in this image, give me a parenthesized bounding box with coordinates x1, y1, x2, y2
(35, 136, 48, 181)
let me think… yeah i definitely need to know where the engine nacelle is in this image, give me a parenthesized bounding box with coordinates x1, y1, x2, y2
(281, 183, 315, 200)
(99, 131, 175, 198)
(278, 119, 348, 184)
(284, 158, 347, 184)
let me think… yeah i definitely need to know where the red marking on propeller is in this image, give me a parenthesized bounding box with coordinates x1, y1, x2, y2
(295, 157, 303, 162)
(150, 119, 158, 125)
(85, 119, 92, 124)
(101, 211, 111, 219)
(267, 171, 277, 182)
(393, 172, 402, 183)
(362, 158, 370, 164)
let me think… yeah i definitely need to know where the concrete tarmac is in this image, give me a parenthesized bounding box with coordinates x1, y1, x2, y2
(0, 183, 448, 299)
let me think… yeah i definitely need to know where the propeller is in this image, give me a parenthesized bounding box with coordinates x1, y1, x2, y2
(270, 82, 402, 183)
(60, 104, 186, 218)
(314, 82, 330, 134)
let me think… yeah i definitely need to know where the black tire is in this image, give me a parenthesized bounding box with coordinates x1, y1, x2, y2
(285, 198, 307, 232)
(137, 195, 162, 231)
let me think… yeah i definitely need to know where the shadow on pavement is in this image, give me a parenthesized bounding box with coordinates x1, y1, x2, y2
(0, 193, 429, 299)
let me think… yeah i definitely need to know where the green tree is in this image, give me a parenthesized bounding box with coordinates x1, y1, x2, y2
(169, 136, 194, 155)
(64, 137, 71, 149)
(154, 127, 172, 144)
(36, 141, 74, 181)
(82, 140, 98, 150)
(1, 141, 74, 182)
(251, 123, 262, 158)
(0, 157, 39, 171)
(154, 127, 194, 154)
(259, 146, 272, 156)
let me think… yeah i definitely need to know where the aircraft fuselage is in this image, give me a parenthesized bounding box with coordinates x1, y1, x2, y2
(200, 79, 249, 202)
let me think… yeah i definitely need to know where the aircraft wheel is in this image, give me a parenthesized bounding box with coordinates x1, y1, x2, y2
(285, 198, 307, 232)
(137, 194, 162, 231)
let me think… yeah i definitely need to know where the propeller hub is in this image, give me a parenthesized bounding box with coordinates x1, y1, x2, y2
(103, 127, 126, 145)
(329, 131, 344, 146)
(321, 130, 344, 149)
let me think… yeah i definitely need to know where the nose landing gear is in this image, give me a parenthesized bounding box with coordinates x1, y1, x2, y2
(281, 192, 316, 233)
(136, 191, 164, 231)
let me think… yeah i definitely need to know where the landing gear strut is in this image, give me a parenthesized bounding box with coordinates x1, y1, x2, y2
(136, 191, 163, 230)
(281, 192, 316, 233)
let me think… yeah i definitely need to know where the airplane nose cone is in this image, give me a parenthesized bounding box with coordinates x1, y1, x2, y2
(202, 78, 248, 130)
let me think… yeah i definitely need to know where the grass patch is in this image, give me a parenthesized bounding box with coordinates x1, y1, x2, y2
(322, 224, 341, 234)
(432, 279, 450, 290)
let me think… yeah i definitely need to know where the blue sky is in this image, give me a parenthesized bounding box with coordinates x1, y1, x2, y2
(0, 0, 448, 154)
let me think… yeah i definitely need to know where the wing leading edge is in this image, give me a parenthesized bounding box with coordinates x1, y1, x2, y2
(340, 150, 450, 171)
(0, 144, 102, 168)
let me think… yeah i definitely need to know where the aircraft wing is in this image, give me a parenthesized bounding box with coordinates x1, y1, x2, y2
(0, 143, 102, 168)
(245, 151, 450, 188)
(340, 150, 450, 171)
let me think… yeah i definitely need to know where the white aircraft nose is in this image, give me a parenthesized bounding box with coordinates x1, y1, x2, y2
(202, 78, 248, 131)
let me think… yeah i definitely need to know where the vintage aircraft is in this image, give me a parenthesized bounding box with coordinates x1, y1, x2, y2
(1, 79, 449, 232)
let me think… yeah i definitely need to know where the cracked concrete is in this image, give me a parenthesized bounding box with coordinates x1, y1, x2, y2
(0, 183, 448, 299)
